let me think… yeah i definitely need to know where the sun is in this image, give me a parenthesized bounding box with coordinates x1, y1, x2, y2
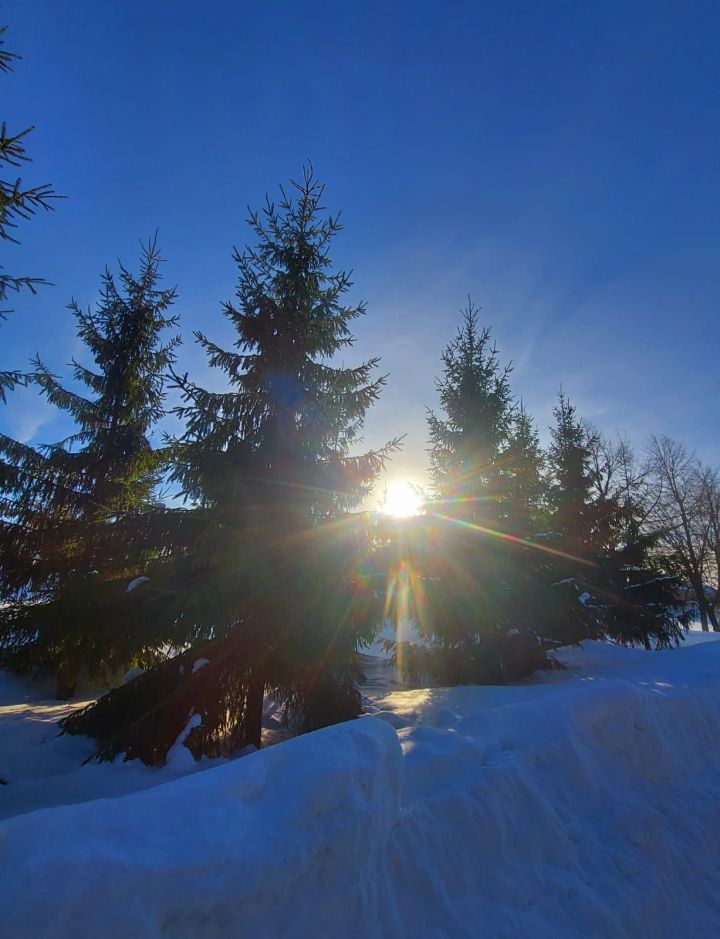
(381, 480, 423, 517)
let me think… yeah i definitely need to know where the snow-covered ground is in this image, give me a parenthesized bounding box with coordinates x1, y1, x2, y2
(3, 632, 720, 937)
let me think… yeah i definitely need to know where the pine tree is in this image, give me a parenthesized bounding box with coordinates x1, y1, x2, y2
(393, 333, 685, 686)
(384, 308, 562, 686)
(427, 300, 513, 526)
(502, 401, 546, 536)
(593, 439, 690, 648)
(548, 391, 596, 553)
(0, 25, 60, 400)
(543, 398, 687, 647)
(62, 167, 399, 763)
(586, 530, 689, 649)
(0, 239, 179, 696)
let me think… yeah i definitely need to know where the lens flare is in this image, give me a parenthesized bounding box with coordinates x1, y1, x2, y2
(382, 480, 423, 517)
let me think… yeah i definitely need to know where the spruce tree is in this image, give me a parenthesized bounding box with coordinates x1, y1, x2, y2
(544, 396, 687, 647)
(539, 391, 608, 644)
(587, 530, 689, 649)
(0, 25, 60, 400)
(0, 239, 179, 696)
(387, 307, 561, 686)
(394, 331, 685, 685)
(502, 401, 546, 536)
(62, 168, 399, 763)
(548, 391, 596, 553)
(587, 437, 689, 648)
(427, 300, 513, 526)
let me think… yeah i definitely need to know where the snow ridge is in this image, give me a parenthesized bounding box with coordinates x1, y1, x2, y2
(2, 639, 720, 937)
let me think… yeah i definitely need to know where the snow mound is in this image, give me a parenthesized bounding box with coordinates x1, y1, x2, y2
(165, 712, 203, 773)
(0, 718, 401, 939)
(3, 635, 720, 936)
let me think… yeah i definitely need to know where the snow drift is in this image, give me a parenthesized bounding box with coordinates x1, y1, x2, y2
(3, 637, 720, 937)
(0, 717, 401, 938)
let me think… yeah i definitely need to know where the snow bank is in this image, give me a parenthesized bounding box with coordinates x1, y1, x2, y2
(0, 717, 401, 939)
(3, 636, 720, 937)
(374, 641, 720, 937)
(0, 670, 281, 819)
(0, 672, 228, 819)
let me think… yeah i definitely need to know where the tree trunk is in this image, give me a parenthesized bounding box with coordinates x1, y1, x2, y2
(710, 604, 720, 632)
(692, 577, 710, 631)
(245, 670, 265, 749)
(55, 661, 79, 700)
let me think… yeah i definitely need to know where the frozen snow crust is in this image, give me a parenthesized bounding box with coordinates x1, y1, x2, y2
(3, 636, 720, 937)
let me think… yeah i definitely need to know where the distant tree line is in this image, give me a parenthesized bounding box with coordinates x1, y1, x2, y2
(0, 23, 713, 765)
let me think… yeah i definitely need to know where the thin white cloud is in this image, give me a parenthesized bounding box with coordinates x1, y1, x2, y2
(0, 387, 54, 445)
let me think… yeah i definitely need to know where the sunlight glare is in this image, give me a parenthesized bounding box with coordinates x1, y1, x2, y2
(382, 480, 423, 517)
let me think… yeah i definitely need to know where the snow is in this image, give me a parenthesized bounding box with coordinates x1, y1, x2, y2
(122, 665, 144, 684)
(191, 656, 210, 674)
(164, 712, 203, 773)
(3, 633, 720, 936)
(125, 575, 149, 593)
(0, 717, 400, 939)
(0, 672, 229, 819)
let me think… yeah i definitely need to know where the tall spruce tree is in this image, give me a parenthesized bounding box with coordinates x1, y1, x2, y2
(548, 391, 596, 553)
(62, 168, 399, 763)
(1, 25, 60, 399)
(387, 308, 562, 686)
(502, 401, 546, 536)
(427, 301, 513, 526)
(0, 239, 179, 696)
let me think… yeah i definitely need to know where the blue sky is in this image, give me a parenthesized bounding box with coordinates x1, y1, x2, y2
(2, 0, 719, 504)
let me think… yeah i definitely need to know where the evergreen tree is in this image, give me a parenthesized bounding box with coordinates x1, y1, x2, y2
(62, 168, 399, 763)
(548, 391, 595, 553)
(502, 401, 546, 536)
(427, 301, 513, 526)
(385, 308, 562, 686)
(0, 25, 60, 399)
(0, 239, 179, 696)
(587, 531, 689, 649)
(543, 396, 687, 648)
(390, 338, 686, 687)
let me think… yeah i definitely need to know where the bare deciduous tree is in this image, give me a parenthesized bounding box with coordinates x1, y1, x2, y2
(646, 436, 718, 631)
(698, 466, 720, 608)
(586, 428, 650, 550)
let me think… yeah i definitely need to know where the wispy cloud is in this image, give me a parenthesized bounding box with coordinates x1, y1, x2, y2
(0, 387, 54, 445)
